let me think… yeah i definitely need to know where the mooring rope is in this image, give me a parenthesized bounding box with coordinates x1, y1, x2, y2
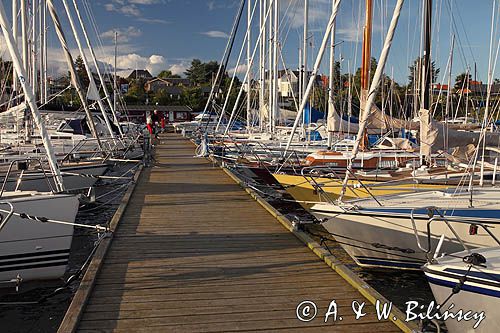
(0, 207, 108, 232)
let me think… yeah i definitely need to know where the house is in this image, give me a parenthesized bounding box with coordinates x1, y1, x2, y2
(278, 70, 299, 98)
(432, 83, 449, 95)
(123, 105, 193, 123)
(144, 77, 192, 93)
(254, 70, 323, 99)
(118, 77, 130, 94)
(469, 82, 500, 96)
(127, 69, 153, 81)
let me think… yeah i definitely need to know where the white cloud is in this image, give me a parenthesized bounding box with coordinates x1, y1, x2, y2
(200, 31, 229, 39)
(336, 22, 363, 43)
(104, 0, 167, 22)
(109, 53, 166, 75)
(283, 0, 331, 29)
(169, 62, 189, 76)
(228, 64, 248, 75)
(137, 17, 170, 24)
(105, 3, 141, 17)
(129, 0, 163, 4)
(101, 26, 143, 43)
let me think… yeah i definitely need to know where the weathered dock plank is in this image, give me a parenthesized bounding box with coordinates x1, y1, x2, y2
(63, 134, 405, 332)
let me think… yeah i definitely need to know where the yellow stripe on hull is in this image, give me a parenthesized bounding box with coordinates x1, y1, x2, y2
(272, 173, 450, 209)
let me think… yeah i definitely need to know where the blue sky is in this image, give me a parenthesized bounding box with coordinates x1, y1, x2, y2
(0, 0, 497, 84)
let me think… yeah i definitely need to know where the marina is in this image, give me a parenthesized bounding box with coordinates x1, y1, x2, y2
(1, 0, 500, 332)
(59, 133, 410, 332)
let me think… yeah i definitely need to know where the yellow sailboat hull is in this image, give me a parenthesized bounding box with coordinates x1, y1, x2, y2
(272, 173, 450, 208)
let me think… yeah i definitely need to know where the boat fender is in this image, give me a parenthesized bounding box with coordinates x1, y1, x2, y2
(469, 224, 478, 235)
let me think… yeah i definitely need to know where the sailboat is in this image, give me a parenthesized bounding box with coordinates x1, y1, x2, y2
(309, 0, 500, 270)
(0, 2, 80, 285)
(423, 245, 500, 332)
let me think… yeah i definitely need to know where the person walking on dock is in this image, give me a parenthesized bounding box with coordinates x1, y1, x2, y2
(152, 109, 160, 139)
(146, 111, 153, 135)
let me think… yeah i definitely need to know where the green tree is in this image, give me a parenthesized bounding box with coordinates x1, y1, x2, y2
(158, 70, 181, 79)
(184, 59, 223, 85)
(0, 58, 13, 89)
(124, 78, 147, 105)
(185, 59, 205, 85)
(407, 57, 440, 92)
(181, 86, 203, 110)
(74, 55, 89, 88)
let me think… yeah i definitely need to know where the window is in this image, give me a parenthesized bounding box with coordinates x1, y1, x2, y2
(176, 112, 188, 120)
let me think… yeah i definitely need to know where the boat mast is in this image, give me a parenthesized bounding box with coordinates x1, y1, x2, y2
(338, 0, 405, 201)
(222, 0, 275, 137)
(43, 0, 47, 103)
(360, 0, 373, 112)
(327, 0, 337, 148)
(301, 0, 308, 132)
(419, 0, 432, 164)
(114, 31, 118, 127)
(12, 0, 18, 93)
(247, 0, 252, 131)
(71, 0, 124, 137)
(216, 1, 256, 133)
(284, 0, 342, 152)
(259, 0, 266, 131)
(0, 2, 65, 192)
(39, 0, 45, 104)
(21, 0, 30, 142)
(302, 0, 308, 104)
(32, 0, 37, 98)
(199, 0, 245, 127)
(267, 0, 273, 133)
(61, 0, 116, 139)
(21, 0, 28, 81)
(272, 0, 279, 130)
(46, 0, 103, 150)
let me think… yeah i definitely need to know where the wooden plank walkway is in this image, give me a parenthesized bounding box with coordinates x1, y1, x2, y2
(75, 133, 401, 332)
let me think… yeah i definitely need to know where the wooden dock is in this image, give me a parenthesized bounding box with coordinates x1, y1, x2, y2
(61, 133, 405, 332)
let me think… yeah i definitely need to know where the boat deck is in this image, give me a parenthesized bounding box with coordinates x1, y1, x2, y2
(62, 133, 402, 332)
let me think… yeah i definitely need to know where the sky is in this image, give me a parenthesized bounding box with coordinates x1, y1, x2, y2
(0, 0, 498, 85)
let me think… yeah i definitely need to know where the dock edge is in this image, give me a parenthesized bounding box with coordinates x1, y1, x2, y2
(217, 162, 420, 333)
(57, 164, 144, 333)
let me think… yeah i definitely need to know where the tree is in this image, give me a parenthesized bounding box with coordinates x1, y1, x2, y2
(184, 59, 222, 85)
(407, 57, 440, 93)
(0, 58, 13, 89)
(455, 72, 472, 90)
(74, 55, 89, 88)
(124, 78, 147, 105)
(185, 59, 205, 85)
(181, 86, 203, 110)
(158, 70, 181, 79)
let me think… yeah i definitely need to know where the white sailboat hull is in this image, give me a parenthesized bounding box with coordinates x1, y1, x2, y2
(424, 247, 500, 333)
(312, 203, 500, 270)
(0, 193, 79, 283)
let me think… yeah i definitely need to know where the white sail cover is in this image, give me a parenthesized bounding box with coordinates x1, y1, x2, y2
(419, 108, 438, 159)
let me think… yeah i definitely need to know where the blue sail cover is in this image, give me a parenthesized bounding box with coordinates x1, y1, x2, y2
(303, 102, 325, 124)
